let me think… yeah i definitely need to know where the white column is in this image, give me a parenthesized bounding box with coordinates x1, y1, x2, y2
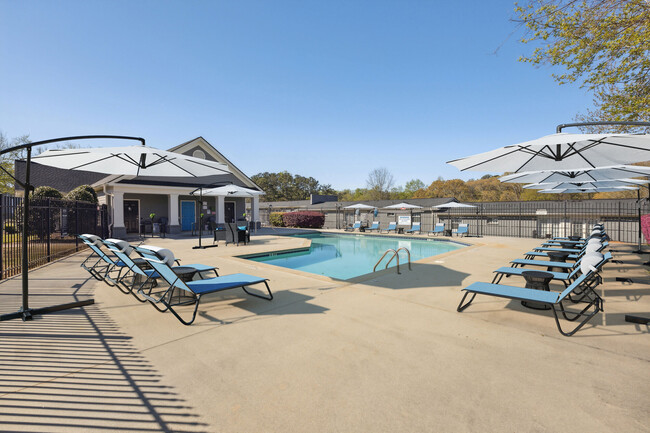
(216, 195, 225, 224)
(113, 191, 125, 228)
(168, 194, 179, 226)
(252, 196, 260, 223)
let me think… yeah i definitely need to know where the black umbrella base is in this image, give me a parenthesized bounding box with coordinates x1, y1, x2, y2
(0, 299, 94, 322)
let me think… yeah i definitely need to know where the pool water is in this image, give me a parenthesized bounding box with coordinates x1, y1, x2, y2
(244, 233, 465, 280)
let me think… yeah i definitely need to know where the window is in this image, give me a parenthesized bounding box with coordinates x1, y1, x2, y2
(192, 149, 206, 159)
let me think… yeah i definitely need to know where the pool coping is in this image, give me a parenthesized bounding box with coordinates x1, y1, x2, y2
(235, 231, 479, 284)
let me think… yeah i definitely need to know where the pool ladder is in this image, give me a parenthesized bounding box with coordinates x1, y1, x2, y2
(373, 247, 411, 275)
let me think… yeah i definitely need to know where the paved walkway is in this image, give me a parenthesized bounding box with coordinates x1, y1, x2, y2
(0, 234, 648, 432)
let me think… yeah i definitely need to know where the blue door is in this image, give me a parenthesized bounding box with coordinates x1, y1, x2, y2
(181, 201, 195, 231)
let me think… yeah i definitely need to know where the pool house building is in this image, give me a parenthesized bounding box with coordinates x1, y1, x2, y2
(15, 137, 264, 238)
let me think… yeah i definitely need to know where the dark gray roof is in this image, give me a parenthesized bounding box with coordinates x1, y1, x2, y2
(14, 161, 107, 193)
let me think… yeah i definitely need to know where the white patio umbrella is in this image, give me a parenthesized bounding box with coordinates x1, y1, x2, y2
(500, 165, 650, 184)
(538, 186, 638, 194)
(33, 145, 230, 176)
(1, 135, 233, 323)
(433, 202, 477, 208)
(201, 184, 264, 197)
(343, 203, 376, 209)
(384, 203, 423, 227)
(383, 202, 423, 209)
(447, 133, 650, 173)
(523, 178, 650, 190)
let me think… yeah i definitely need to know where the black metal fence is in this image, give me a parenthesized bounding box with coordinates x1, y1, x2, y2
(261, 198, 649, 244)
(0, 195, 108, 280)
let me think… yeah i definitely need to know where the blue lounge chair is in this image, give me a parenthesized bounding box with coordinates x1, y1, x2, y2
(103, 239, 218, 301)
(345, 221, 362, 232)
(428, 223, 445, 237)
(365, 221, 380, 232)
(382, 222, 397, 233)
(406, 222, 421, 234)
(453, 223, 468, 237)
(493, 252, 611, 287)
(135, 245, 272, 325)
(457, 263, 604, 336)
(79, 234, 124, 283)
(525, 241, 609, 260)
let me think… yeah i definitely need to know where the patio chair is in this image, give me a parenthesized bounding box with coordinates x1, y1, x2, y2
(365, 221, 380, 232)
(492, 252, 611, 287)
(428, 223, 445, 237)
(79, 234, 121, 282)
(102, 239, 218, 301)
(457, 254, 605, 336)
(406, 222, 421, 234)
(381, 222, 397, 233)
(344, 221, 362, 232)
(134, 245, 272, 325)
(226, 222, 248, 246)
(453, 223, 469, 237)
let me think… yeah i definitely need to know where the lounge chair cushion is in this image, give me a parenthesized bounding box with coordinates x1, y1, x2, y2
(140, 244, 176, 264)
(105, 238, 134, 256)
(186, 273, 267, 295)
(580, 252, 603, 275)
(82, 234, 102, 246)
(464, 282, 560, 304)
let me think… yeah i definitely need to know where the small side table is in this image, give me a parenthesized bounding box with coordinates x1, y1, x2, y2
(397, 228, 404, 234)
(568, 236, 582, 242)
(547, 251, 571, 272)
(521, 270, 553, 310)
(444, 229, 452, 237)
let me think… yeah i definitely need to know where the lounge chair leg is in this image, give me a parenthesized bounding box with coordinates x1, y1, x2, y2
(242, 281, 273, 300)
(457, 292, 477, 312)
(165, 294, 202, 326)
(551, 297, 602, 337)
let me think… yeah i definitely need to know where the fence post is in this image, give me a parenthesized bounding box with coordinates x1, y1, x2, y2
(618, 201, 621, 242)
(518, 202, 522, 238)
(0, 194, 3, 279)
(46, 198, 51, 262)
(75, 201, 79, 251)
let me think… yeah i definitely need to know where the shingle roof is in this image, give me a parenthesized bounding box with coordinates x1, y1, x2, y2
(14, 161, 108, 193)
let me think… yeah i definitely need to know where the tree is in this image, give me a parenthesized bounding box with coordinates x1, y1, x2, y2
(366, 168, 395, 200)
(515, 1, 650, 127)
(0, 131, 31, 194)
(251, 171, 334, 201)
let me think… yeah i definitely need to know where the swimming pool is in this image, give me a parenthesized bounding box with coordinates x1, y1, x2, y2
(243, 233, 465, 280)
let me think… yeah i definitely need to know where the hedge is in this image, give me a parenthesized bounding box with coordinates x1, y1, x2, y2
(270, 212, 286, 227)
(282, 211, 325, 228)
(33, 186, 64, 199)
(65, 185, 98, 204)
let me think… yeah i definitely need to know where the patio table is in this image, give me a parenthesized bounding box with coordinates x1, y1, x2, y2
(547, 251, 571, 272)
(521, 270, 553, 310)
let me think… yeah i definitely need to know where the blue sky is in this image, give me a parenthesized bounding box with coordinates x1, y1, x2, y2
(0, 1, 593, 190)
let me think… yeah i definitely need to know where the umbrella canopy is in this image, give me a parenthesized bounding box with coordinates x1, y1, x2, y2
(343, 203, 376, 209)
(383, 202, 423, 209)
(500, 165, 650, 184)
(539, 186, 638, 194)
(523, 178, 650, 190)
(447, 133, 650, 173)
(201, 184, 264, 197)
(433, 202, 477, 208)
(33, 145, 231, 177)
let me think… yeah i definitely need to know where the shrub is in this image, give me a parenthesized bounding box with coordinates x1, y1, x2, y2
(270, 212, 286, 227)
(65, 185, 98, 204)
(33, 186, 63, 199)
(282, 211, 325, 228)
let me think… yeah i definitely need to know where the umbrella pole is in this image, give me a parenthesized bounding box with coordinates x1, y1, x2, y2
(192, 187, 218, 250)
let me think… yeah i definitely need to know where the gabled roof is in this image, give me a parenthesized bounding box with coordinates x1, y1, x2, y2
(167, 137, 262, 191)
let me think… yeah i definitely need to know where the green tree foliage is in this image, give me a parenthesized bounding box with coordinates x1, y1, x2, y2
(33, 186, 63, 200)
(65, 185, 98, 204)
(515, 1, 650, 125)
(252, 171, 335, 201)
(0, 131, 31, 194)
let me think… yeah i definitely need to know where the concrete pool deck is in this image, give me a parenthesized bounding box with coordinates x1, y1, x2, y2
(0, 233, 648, 432)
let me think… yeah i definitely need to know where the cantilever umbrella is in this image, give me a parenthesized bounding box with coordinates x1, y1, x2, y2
(523, 178, 650, 190)
(500, 165, 650, 184)
(448, 132, 650, 173)
(1, 135, 232, 322)
(538, 186, 638, 193)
